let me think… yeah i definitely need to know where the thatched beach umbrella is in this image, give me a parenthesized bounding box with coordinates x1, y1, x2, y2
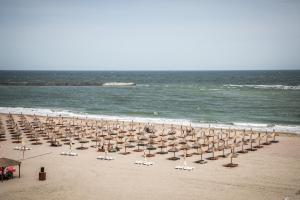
(146, 144, 156, 157)
(192, 141, 201, 155)
(194, 145, 207, 164)
(246, 131, 257, 151)
(134, 135, 147, 152)
(206, 141, 219, 160)
(157, 137, 168, 154)
(237, 138, 248, 154)
(31, 131, 43, 145)
(262, 131, 272, 145)
(271, 129, 279, 143)
(120, 141, 134, 155)
(254, 132, 263, 149)
(180, 143, 192, 157)
(168, 145, 180, 161)
(223, 151, 238, 168)
(76, 138, 89, 150)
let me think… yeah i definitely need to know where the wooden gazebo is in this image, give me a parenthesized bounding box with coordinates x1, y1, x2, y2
(0, 158, 21, 182)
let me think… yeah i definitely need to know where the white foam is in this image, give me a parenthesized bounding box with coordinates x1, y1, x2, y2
(102, 82, 135, 87)
(224, 84, 300, 90)
(0, 107, 299, 134)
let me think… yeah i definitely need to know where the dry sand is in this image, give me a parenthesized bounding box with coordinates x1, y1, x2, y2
(0, 114, 300, 200)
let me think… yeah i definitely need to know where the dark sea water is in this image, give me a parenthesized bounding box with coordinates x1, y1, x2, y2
(0, 70, 299, 133)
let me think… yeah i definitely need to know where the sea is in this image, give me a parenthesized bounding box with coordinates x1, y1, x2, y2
(0, 70, 299, 133)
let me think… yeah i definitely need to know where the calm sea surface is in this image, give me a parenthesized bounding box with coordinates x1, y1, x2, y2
(0, 70, 299, 133)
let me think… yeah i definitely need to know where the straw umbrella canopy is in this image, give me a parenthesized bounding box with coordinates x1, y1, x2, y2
(223, 151, 238, 168)
(168, 135, 177, 141)
(105, 135, 117, 152)
(262, 131, 272, 145)
(11, 129, 22, 143)
(246, 131, 257, 151)
(128, 120, 136, 132)
(0, 132, 6, 141)
(159, 129, 168, 137)
(146, 144, 156, 157)
(180, 143, 192, 157)
(167, 127, 176, 136)
(254, 132, 263, 149)
(76, 137, 89, 150)
(119, 122, 126, 133)
(178, 138, 187, 145)
(192, 141, 202, 155)
(206, 141, 219, 160)
(134, 135, 147, 152)
(194, 144, 207, 164)
(42, 128, 52, 141)
(157, 142, 168, 155)
(149, 132, 158, 139)
(120, 141, 134, 155)
(228, 142, 239, 158)
(156, 137, 168, 154)
(168, 145, 180, 160)
(104, 135, 113, 146)
(31, 131, 43, 145)
(271, 129, 279, 143)
(134, 140, 147, 152)
(97, 138, 106, 152)
(237, 138, 248, 154)
(90, 131, 101, 148)
(99, 129, 107, 138)
(136, 123, 142, 135)
(218, 139, 229, 158)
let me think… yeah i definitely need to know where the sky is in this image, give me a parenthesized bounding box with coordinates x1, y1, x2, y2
(0, 0, 300, 70)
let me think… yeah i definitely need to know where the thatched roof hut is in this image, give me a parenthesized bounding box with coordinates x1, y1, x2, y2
(0, 158, 21, 181)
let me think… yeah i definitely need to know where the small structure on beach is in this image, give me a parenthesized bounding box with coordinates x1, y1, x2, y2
(0, 157, 21, 181)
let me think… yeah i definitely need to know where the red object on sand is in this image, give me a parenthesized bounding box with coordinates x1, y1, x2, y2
(7, 166, 16, 173)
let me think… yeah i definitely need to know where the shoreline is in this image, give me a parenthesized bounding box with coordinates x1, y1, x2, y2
(0, 106, 300, 135)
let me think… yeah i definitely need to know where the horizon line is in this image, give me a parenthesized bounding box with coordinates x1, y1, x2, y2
(0, 69, 299, 72)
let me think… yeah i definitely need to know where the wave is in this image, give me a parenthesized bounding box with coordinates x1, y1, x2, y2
(0, 107, 299, 134)
(102, 82, 136, 87)
(0, 81, 136, 87)
(224, 84, 300, 90)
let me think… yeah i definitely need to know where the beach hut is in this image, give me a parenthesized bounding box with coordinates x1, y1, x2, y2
(0, 158, 21, 181)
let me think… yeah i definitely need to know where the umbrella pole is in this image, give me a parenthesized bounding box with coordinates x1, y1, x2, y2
(1, 167, 4, 182)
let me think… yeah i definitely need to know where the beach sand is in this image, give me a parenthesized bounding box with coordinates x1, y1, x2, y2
(0, 113, 300, 200)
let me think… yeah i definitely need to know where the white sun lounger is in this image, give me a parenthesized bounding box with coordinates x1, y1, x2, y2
(183, 166, 194, 171)
(97, 156, 114, 160)
(14, 146, 31, 150)
(134, 160, 154, 166)
(134, 160, 144, 165)
(60, 152, 78, 156)
(143, 161, 154, 166)
(175, 165, 194, 171)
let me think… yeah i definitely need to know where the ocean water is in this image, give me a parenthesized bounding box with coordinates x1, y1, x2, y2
(0, 70, 299, 133)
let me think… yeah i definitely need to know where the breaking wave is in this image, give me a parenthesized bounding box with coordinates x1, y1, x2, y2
(102, 82, 136, 87)
(224, 84, 300, 90)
